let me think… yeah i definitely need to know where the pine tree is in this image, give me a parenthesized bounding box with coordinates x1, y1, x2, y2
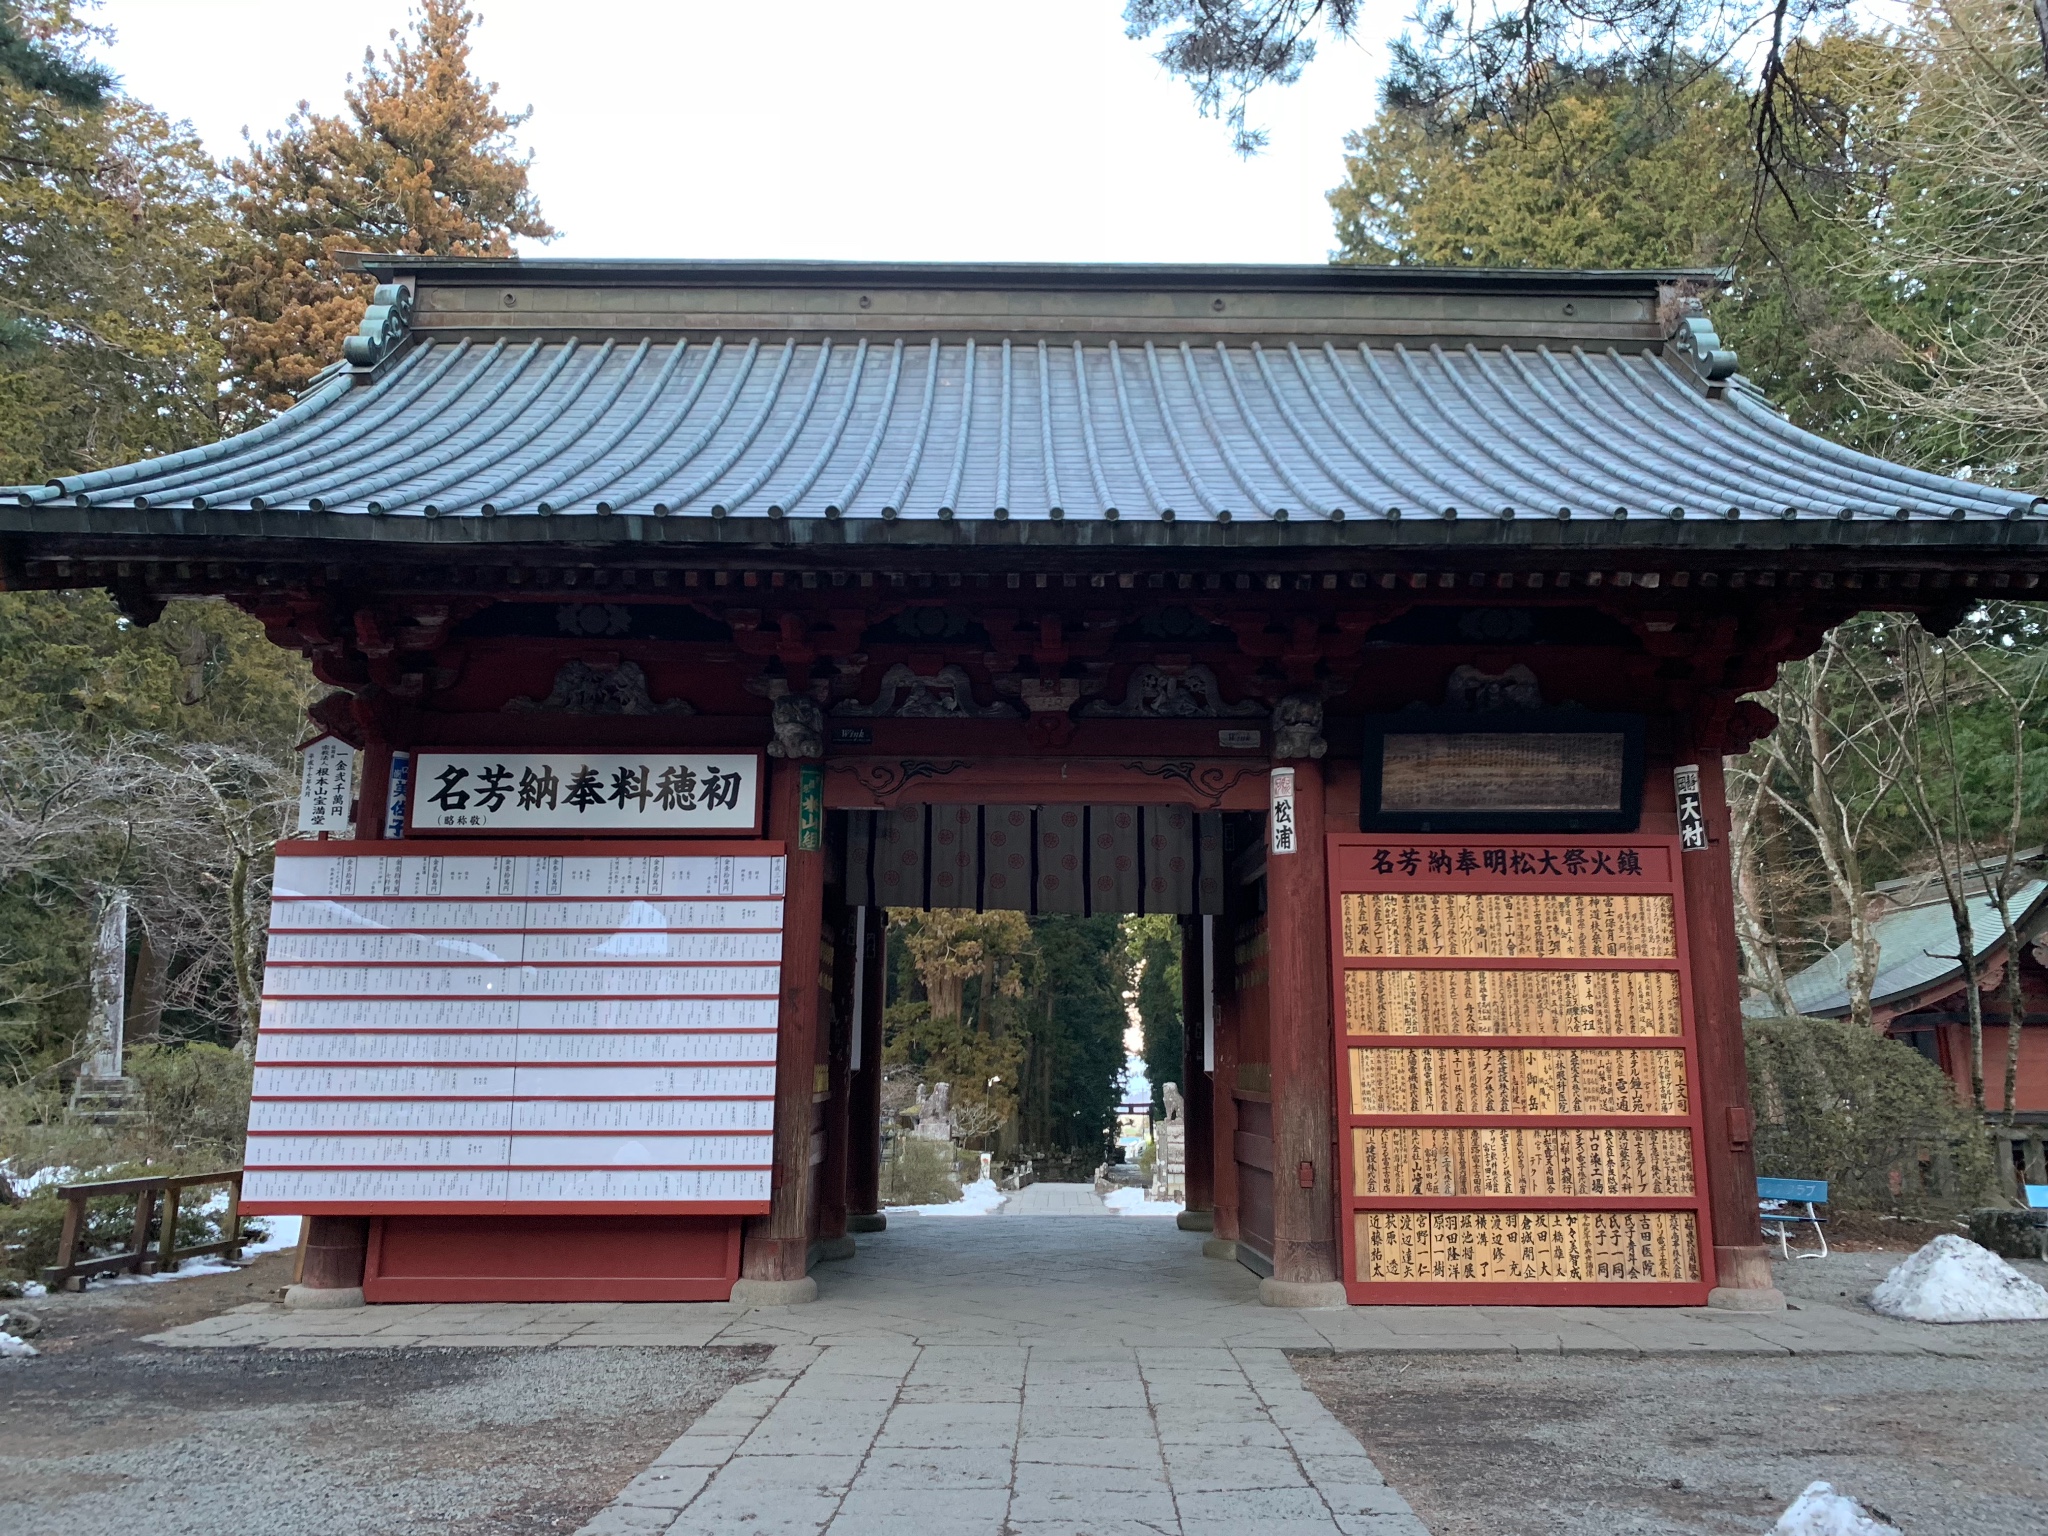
(218, 0, 554, 417)
(0, 1, 232, 483)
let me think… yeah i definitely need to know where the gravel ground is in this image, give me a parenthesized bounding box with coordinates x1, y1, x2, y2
(1297, 1252, 2048, 1536)
(0, 1255, 761, 1536)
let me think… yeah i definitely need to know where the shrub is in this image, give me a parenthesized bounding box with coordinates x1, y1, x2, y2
(1745, 1015, 1994, 1214)
(127, 1043, 251, 1160)
(879, 1135, 961, 1207)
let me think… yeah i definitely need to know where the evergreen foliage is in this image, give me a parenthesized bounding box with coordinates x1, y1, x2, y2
(1127, 914, 1183, 1117)
(219, 0, 554, 416)
(1328, 42, 1939, 459)
(0, 3, 233, 484)
(883, 910, 1131, 1158)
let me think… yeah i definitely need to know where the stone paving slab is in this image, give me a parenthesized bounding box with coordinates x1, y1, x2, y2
(575, 1341, 1430, 1535)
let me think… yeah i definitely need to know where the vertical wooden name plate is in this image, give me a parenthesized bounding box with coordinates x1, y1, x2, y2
(240, 839, 785, 1216)
(1326, 836, 1713, 1304)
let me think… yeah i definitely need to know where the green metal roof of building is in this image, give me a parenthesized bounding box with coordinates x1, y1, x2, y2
(6, 262, 2043, 552)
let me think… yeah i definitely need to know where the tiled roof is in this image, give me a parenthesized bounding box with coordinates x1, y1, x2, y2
(12, 332, 2041, 528)
(1748, 879, 2048, 1019)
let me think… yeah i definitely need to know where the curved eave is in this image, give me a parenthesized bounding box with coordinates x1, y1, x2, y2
(6, 501, 2047, 555)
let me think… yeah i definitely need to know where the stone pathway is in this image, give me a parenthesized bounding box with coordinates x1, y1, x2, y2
(578, 1341, 1425, 1535)
(989, 1180, 1118, 1217)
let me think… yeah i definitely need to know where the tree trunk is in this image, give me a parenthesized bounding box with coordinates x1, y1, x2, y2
(126, 923, 167, 1045)
(1727, 760, 1795, 1015)
(226, 849, 260, 1051)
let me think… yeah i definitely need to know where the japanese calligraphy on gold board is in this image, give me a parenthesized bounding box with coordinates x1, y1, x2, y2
(1379, 733, 1627, 813)
(1341, 893, 1675, 959)
(1349, 1046, 1689, 1117)
(1352, 1127, 1695, 1197)
(1345, 969, 1681, 1037)
(1360, 1210, 1700, 1283)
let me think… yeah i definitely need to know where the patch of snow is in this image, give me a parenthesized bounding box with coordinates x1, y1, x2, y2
(894, 1178, 1008, 1217)
(1867, 1234, 2048, 1324)
(19, 1283, 46, 1299)
(0, 1330, 37, 1360)
(2, 1164, 78, 1196)
(1103, 1187, 1184, 1217)
(1770, 1480, 1901, 1535)
(80, 1215, 301, 1288)
(242, 1214, 302, 1256)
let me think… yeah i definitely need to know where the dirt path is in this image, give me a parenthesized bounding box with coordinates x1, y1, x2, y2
(1296, 1252, 2048, 1536)
(1, 1257, 760, 1536)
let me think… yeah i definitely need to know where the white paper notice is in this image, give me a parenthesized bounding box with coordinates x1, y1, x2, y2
(297, 737, 355, 835)
(244, 840, 785, 1213)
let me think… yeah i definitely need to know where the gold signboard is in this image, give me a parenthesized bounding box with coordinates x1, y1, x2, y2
(1379, 732, 1627, 813)
(1345, 969, 1682, 1037)
(1328, 835, 1709, 1302)
(1359, 1210, 1701, 1283)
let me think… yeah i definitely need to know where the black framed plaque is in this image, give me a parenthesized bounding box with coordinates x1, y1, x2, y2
(1359, 712, 1644, 833)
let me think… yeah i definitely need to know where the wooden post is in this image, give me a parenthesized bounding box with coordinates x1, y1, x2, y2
(847, 907, 887, 1231)
(739, 758, 827, 1295)
(1177, 915, 1215, 1231)
(1261, 758, 1344, 1304)
(1210, 954, 1242, 1251)
(1676, 741, 1781, 1309)
(157, 1183, 183, 1274)
(299, 1216, 369, 1290)
(815, 900, 854, 1256)
(53, 1194, 84, 1290)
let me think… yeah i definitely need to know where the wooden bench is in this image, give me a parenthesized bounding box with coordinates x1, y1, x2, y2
(1758, 1176, 1829, 1260)
(39, 1169, 244, 1290)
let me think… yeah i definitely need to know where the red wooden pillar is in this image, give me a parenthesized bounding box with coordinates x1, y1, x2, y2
(1676, 740, 1780, 1308)
(1261, 759, 1344, 1305)
(1209, 945, 1242, 1254)
(847, 908, 888, 1232)
(738, 759, 828, 1298)
(286, 732, 390, 1306)
(1177, 914, 1215, 1232)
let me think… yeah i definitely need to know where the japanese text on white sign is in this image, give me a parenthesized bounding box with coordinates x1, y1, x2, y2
(296, 737, 355, 835)
(410, 753, 761, 833)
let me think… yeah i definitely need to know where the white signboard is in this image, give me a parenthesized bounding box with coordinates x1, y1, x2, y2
(242, 841, 786, 1213)
(296, 737, 355, 835)
(1674, 764, 1708, 852)
(410, 753, 761, 834)
(1269, 767, 1297, 855)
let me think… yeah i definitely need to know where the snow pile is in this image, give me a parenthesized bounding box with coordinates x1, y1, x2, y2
(1, 1163, 77, 1197)
(0, 1331, 37, 1360)
(1770, 1481, 1900, 1535)
(1103, 1187, 1183, 1217)
(897, 1177, 1008, 1217)
(1867, 1234, 2048, 1324)
(98, 1213, 303, 1286)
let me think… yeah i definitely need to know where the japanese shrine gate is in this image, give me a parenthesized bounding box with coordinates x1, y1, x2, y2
(7, 259, 2042, 1310)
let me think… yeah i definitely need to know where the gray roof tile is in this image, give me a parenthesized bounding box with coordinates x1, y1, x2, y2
(12, 335, 2041, 524)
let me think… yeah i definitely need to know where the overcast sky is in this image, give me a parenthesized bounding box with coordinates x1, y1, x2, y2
(88, 1, 1397, 266)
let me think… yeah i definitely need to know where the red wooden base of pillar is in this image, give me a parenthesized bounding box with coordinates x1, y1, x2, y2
(363, 1216, 743, 1303)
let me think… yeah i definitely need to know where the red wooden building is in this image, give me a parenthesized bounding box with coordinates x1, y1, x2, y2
(6, 259, 2042, 1310)
(1764, 871, 2048, 1120)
